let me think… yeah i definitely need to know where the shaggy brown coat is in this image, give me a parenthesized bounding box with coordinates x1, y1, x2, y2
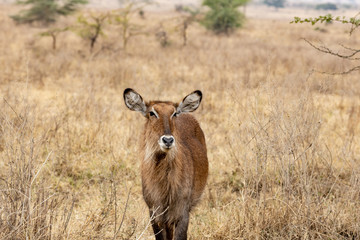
(124, 89, 208, 240)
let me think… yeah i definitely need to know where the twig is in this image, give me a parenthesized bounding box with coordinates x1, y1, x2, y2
(113, 188, 132, 240)
(302, 38, 360, 75)
(136, 206, 168, 240)
(3, 97, 22, 121)
(314, 65, 360, 75)
(340, 43, 360, 53)
(302, 38, 360, 60)
(30, 151, 53, 187)
(293, 143, 313, 163)
(246, 119, 272, 146)
(62, 197, 75, 235)
(112, 174, 117, 236)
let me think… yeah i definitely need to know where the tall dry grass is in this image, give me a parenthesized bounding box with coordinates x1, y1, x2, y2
(0, 4, 360, 239)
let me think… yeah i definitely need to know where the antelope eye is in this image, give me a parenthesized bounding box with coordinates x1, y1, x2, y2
(172, 112, 178, 118)
(149, 111, 156, 117)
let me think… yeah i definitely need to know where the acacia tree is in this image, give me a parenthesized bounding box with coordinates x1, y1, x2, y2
(112, 0, 150, 51)
(202, 0, 250, 35)
(177, 6, 201, 46)
(76, 12, 109, 52)
(154, 6, 200, 48)
(39, 27, 69, 49)
(292, 13, 360, 74)
(11, 0, 87, 25)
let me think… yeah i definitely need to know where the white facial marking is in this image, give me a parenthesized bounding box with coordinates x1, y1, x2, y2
(151, 107, 159, 118)
(170, 110, 177, 119)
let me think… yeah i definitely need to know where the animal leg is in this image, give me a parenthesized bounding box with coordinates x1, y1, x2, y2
(174, 212, 189, 240)
(150, 210, 166, 240)
(165, 223, 174, 240)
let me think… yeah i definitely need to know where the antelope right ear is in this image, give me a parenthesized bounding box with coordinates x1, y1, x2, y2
(177, 90, 202, 114)
(123, 88, 147, 116)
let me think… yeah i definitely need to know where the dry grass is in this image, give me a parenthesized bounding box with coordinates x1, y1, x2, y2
(0, 4, 360, 239)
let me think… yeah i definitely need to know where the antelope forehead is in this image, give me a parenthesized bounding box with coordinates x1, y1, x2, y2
(152, 104, 176, 116)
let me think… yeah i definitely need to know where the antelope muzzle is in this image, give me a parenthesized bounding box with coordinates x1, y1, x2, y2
(159, 135, 175, 151)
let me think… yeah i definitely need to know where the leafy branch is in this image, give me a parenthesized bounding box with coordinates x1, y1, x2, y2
(291, 13, 360, 34)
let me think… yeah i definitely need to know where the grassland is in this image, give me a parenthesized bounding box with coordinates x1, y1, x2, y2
(0, 4, 360, 239)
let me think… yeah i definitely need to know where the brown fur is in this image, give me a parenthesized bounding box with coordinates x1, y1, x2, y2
(130, 98, 208, 240)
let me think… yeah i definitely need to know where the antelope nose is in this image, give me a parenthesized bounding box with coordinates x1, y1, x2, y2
(162, 136, 174, 147)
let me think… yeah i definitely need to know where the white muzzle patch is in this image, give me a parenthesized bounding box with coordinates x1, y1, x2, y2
(159, 135, 175, 151)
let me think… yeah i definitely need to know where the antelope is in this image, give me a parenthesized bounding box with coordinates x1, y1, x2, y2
(123, 88, 208, 240)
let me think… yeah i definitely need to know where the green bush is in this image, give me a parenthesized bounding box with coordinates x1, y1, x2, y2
(264, 0, 286, 9)
(11, 0, 88, 25)
(315, 3, 338, 10)
(202, 0, 249, 35)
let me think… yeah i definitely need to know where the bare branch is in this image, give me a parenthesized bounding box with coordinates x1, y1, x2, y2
(314, 65, 360, 75)
(113, 188, 131, 240)
(62, 197, 75, 235)
(136, 206, 168, 240)
(339, 43, 360, 53)
(30, 151, 53, 187)
(302, 38, 360, 60)
(3, 97, 22, 121)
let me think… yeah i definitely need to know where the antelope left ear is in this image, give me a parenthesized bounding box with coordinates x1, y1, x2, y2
(177, 90, 202, 114)
(123, 88, 147, 116)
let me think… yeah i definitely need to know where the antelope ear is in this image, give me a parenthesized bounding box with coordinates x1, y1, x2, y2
(177, 90, 202, 114)
(123, 88, 147, 116)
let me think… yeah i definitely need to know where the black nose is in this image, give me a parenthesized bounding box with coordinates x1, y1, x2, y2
(162, 136, 174, 147)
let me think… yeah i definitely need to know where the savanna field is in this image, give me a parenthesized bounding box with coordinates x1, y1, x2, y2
(1, 3, 360, 239)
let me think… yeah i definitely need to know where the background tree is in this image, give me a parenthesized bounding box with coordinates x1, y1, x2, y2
(202, 0, 250, 35)
(11, 0, 88, 25)
(315, 3, 338, 11)
(39, 27, 69, 49)
(175, 6, 201, 46)
(76, 12, 109, 52)
(112, 0, 150, 51)
(263, 0, 286, 9)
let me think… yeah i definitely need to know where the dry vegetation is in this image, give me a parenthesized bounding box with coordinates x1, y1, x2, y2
(1, 4, 360, 240)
